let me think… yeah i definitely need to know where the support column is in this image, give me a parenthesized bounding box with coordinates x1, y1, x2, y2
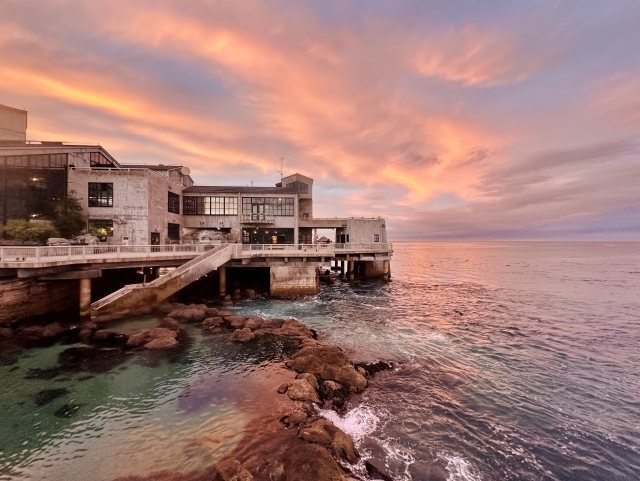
(383, 260, 390, 281)
(219, 267, 226, 297)
(79, 278, 91, 319)
(340, 261, 345, 277)
(348, 261, 355, 281)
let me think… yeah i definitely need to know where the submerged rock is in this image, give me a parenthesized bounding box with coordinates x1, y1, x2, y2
(299, 419, 359, 463)
(34, 388, 69, 406)
(365, 458, 394, 481)
(54, 403, 83, 418)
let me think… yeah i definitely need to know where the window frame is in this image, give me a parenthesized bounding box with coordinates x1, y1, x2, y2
(168, 191, 180, 214)
(374, 234, 380, 242)
(88, 182, 113, 207)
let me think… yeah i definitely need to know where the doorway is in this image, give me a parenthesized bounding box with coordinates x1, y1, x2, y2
(151, 232, 160, 251)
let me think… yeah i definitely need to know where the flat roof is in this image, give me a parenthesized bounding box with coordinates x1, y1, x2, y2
(121, 163, 184, 171)
(183, 186, 299, 195)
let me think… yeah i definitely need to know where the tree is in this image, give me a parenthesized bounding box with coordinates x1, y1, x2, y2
(52, 190, 85, 238)
(1, 219, 60, 244)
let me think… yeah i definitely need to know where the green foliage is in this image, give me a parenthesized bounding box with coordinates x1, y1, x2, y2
(1, 220, 60, 244)
(52, 191, 85, 238)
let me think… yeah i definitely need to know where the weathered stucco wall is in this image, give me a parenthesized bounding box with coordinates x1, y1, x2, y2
(270, 265, 319, 298)
(0, 104, 27, 141)
(147, 172, 183, 244)
(0, 278, 79, 325)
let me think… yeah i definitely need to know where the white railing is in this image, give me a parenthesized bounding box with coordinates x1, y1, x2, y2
(238, 243, 335, 253)
(0, 243, 221, 264)
(334, 243, 393, 251)
(240, 213, 275, 223)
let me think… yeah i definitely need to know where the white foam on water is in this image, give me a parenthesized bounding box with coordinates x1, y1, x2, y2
(439, 452, 482, 481)
(318, 404, 381, 443)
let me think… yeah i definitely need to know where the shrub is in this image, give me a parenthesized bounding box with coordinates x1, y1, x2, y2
(1, 220, 60, 244)
(52, 190, 85, 238)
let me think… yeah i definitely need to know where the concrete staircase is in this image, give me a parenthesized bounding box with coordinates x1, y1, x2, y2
(91, 244, 233, 317)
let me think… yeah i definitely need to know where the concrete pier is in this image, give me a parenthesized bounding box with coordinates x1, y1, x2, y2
(79, 278, 91, 319)
(348, 261, 355, 281)
(270, 265, 319, 298)
(219, 267, 226, 297)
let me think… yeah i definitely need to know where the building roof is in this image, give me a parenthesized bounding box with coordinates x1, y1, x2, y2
(183, 186, 299, 195)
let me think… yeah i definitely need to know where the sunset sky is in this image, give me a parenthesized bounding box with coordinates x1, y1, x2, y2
(1, 0, 639, 240)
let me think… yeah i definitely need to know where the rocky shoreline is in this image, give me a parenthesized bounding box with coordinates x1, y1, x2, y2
(1, 302, 395, 481)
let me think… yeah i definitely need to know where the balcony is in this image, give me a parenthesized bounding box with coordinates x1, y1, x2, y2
(240, 213, 275, 224)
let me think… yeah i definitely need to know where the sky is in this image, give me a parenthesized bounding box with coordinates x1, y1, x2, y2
(1, 0, 639, 240)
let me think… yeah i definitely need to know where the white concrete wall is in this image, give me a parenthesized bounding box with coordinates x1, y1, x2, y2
(270, 265, 319, 297)
(0, 104, 27, 141)
(337, 218, 388, 244)
(147, 172, 183, 244)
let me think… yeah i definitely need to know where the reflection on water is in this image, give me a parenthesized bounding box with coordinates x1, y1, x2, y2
(1, 242, 639, 481)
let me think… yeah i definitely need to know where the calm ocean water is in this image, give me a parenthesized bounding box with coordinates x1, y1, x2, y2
(1, 242, 639, 480)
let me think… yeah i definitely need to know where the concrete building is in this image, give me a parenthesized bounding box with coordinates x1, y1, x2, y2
(0, 106, 393, 323)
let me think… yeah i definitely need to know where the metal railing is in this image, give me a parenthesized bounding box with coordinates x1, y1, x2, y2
(238, 243, 335, 253)
(0, 243, 220, 264)
(240, 213, 275, 223)
(334, 243, 393, 251)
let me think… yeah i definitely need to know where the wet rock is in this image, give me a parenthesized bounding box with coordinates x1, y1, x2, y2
(78, 328, 93, 342)
(280, 409, 310, 428)
(277, 382, 290, 394)
(262, 318, 286, 329)
(244, 289, 256, 299)
(354, 360, 394, 377)
(212, 459, 254, 481)
(130, 305, 154, 316)
(148, 327, 178, 340)
(286, 345, 368, 393)
(42, 323, 64, 338)
(17, 325, 45, 339)
(233, 288, 242, 300)
(203, 316, 224, 328)
(220, 295, 234, 307)
(113, 333, 129, 344)
(81, 321, 98, 331)
(244, 316, 264, 330)
(157, 303, 174, 314)
(227, 315, 249, 328)
(126, 329, 151, 347)
(229, 328, 255, 343)
(158, 317, 179, 330)
(282, 444, 351, 481)
(320, 380, 350, 408)
(272, 319, 315, 339)
(365, 459, 393, 481)
(357, 367, 367, 376)
(286, 379, 320, 403)
(144, 337, 178, 349)
(217, 310, 234, 317)
(205, 307, 219, 316)
(299, 419, 359, 463)
(93, 330, 115, 341)
(34, 388, 69, 406)
(0, 327, 13, 338)
(296, 372, 319, 390)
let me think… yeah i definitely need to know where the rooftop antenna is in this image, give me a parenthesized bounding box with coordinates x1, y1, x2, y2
(277, 157, 284, 181)
(250, 181, 254, 187)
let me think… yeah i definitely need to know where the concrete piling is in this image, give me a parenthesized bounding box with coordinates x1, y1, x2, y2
(79, 278, 91, 319)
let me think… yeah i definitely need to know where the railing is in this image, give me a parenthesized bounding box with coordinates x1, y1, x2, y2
(334, 243, 393, 251)
(0, 244, 221, 264)
(147, 244, 231, 287)
(240, 213, 275, 223)
(238, 244, 335, 253)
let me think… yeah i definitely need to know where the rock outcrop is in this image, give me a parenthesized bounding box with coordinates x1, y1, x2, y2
(299, 419, 359, 463)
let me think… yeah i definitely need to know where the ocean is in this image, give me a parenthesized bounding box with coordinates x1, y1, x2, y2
(1, 241, 639, 480)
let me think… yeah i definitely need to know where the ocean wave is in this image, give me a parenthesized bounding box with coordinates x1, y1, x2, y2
(438, 452, 482, 481)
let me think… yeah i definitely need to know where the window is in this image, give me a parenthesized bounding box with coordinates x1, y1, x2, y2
(88, 219, 113, 242)
(286, 181, 308, 194)
(168, 223, 180, 240)
(88, 183, 113, 207)
(168, 192, 180, 214)
(374, 234, 380, 242)
(182, 196, 237, 215)
(90, 152, 115, 168)
(242, 197, 294, 216)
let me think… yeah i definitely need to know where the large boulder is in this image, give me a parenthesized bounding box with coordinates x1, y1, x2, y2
(299, 419, 358, 463)
(226, 316, 248, 328)
(282, 444, 352, 481)
(244, 289, 256, 299)
(296, 373, 319, 390)
(286, 345, 367, 393)
(17, 325, 45, 339)
(144, 337, 178, 349)
(229, 328, 255, 343)
(157, 303, 174, 314)
(158, 317, 179, 330)
(244, 316, 264, 330)
(212, 459, 253, 481)
(204, 307, 219, 316)
(286, 379, 320, 404)
(126, 329, 151, 347)
(93, 330, 115, 341)
(125, 327, 177, 348)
